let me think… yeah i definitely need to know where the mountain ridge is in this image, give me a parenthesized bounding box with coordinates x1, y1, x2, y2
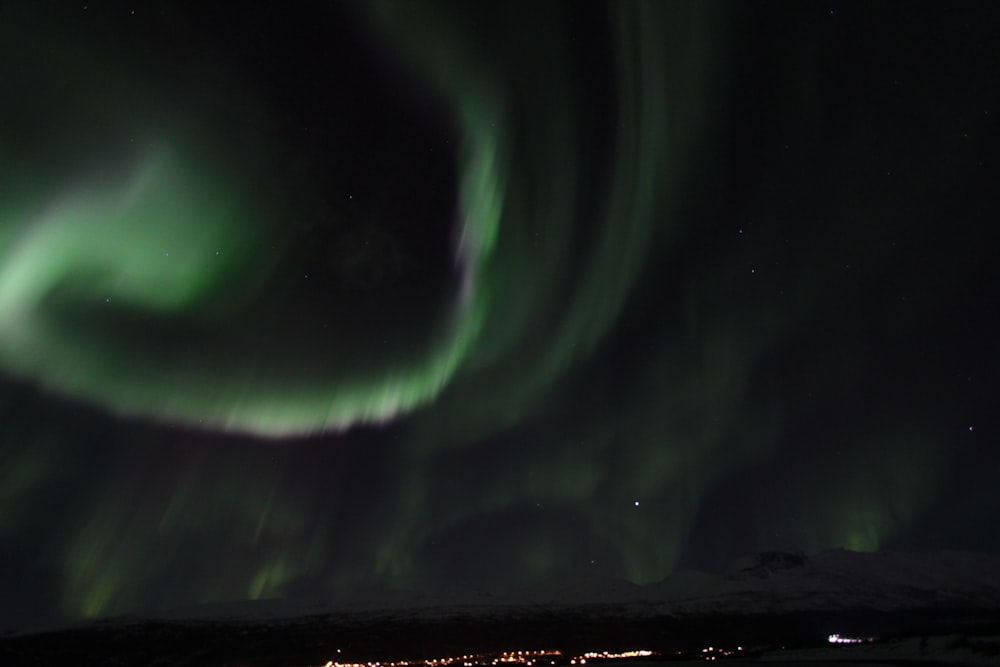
(106, 547, 1000, 628)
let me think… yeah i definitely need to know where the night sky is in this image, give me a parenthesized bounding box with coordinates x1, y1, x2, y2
(1, 0, 998, 631)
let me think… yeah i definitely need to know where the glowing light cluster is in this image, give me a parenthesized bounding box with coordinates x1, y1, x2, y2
(318, 647, 662, 667)
(579, 650, 651, 660)
(828, 633, 877, 644)
(320, 649, 563, 667)
(698, 645, 744, 660)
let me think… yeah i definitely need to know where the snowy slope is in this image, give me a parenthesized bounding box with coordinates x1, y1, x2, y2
(15, 547, 994, 638)
(644, 548, 1000, 616)
(4, 550, 1000, 667)
(140, 548, 1000, 625)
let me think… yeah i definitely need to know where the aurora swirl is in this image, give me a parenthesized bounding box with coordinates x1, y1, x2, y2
(0, 0, 995, 628)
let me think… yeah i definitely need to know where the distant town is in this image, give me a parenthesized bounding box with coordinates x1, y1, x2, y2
(318, 645, 749, 666)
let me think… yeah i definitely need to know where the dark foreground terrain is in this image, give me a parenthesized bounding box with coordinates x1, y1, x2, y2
(2, 604, 998, 667)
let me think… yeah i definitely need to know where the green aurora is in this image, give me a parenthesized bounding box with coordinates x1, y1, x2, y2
(0, 1, 994, 625)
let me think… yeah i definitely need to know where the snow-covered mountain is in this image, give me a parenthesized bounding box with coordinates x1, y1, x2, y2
(5, 549, 1000, 666)
(641, 548, 1000, 616)
(142, 548, 1000, 624)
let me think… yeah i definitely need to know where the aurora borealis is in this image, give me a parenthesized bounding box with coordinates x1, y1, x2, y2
(1, 0, 998, 630)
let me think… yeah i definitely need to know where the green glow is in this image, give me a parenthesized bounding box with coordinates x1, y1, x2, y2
(332, 0, 723, 586)
(0, 2, 702, 444)
(248, 558, 297, 600)
(829, 433, 941, 553)
(0, 103, 501, 438)
(0, 1, 705, 458)
(751, 430, 943, 556)
(0, 151, 247, 310)
(0, 1, 956, 626)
